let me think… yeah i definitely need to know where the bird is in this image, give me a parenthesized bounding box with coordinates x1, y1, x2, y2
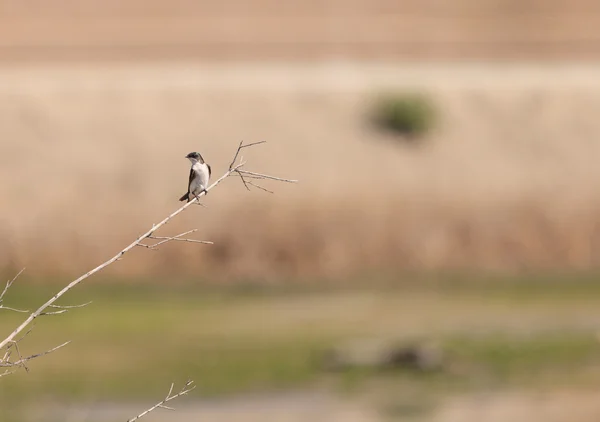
(179, 151, 212, 202)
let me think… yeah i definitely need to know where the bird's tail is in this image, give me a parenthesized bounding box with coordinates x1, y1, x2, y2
(179, 192, 189, 202)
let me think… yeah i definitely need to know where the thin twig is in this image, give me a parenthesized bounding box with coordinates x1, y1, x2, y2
(0, 268, 25, 302)
(11, 326, 35, 348)
(230, 172, 270, 180)
(127, 380, 196, 422)
(137, 229, 193, 249)
(236, 169, 251, 191)
(150, 237, 214, 246)
(49, 301, 93, 310)
(137, 229, 213, 250)
(228, 140, 266, 170)
(136, 243, 155, 249)
(0, 306, 29, 313)
(237, 170, 298, 183)
(1, 341, 71, 368)
(0, 369, 15, 378)
(4, 340, 26, 371)
(2, 348, 10, 363)
(149, 229, 213, 247)
(152, 229, 197, 242)
(247, 181, 274, 194)
(39, 309, 68, 316)
(0, 269, 28, 313)
(2, 326, 33, 363)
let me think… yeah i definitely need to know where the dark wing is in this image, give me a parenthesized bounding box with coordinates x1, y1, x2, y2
(187, 168, 195, 191)
(207, 164, 212, 177)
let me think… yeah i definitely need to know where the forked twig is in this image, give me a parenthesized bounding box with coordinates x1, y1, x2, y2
(0, 369, 15, 378)
(238, 170, 251, 191)
(38, 301, 92, 316)
(236, 170, 297, 184)
(49, 302, 93, 310)
(0, 305, 29, 313)
(0, 269, 28, 313)
(228, 140, 297, 194)
(247, 181, 274, 194)
(150, 237, 213, 246)
(127, 380, 196, 422)
(228, 140, 266, 171)
(137, 229, 213, 250)
(0, 268, 25, 301)
(1, 341, 71, 369)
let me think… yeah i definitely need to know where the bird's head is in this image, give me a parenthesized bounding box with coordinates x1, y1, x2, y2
(185, 151, 204, 164)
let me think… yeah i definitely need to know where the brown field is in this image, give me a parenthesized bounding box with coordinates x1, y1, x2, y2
(1, 0, 600, 61)
(2, 63, 600, 278)
(2, 1, 600, 278)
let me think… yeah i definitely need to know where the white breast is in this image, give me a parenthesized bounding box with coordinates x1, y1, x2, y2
(190, 162, 210, 195)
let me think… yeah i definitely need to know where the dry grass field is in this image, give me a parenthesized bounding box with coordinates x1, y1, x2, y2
(2, 63, 600, 278)
(2, 1, 600, 278)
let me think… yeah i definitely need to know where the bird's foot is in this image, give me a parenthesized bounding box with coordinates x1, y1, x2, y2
(193, 194, 207, 207)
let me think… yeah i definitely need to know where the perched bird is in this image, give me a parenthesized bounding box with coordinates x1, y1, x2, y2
(179, 151, 212, 202)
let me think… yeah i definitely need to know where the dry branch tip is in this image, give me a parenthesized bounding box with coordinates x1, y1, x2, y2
(127, 380, 196, 422)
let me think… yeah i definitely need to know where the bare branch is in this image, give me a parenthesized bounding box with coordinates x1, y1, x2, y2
(12, 326, 35, 346)
(237, 170, 298, 184)
(0, 268, 25, 301)
(240, 140, 267, 149)
(0, 153, 236, 351)
(127, 380, 196, 422)
(226, 140, 297, 197)
(149, 237, 213, 246)
(1, 341, 70, 369)
(0, 269, 28, 313)
(236, 169, 252, 191)
(2, 348, 10, 363)
(0, 306, 29, 313)
(0, 369, 15, 378)
(247, 181, 274, 194)
(230, 172, 271, 180)
(228, 140, 266, 170)
(39, 309, 68, 316)
(17, 341, 71, 366)
(136, 229, 214, 250)
(3, 340, 26, 371)
(2, 326, 36, 370)
(0, 140, 295, 389)
(49, 301, 93, 310)
(135, 243, 157, 250)
(161, 229, 197, 239)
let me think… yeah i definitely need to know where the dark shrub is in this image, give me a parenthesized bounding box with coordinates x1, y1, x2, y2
(371, 93, 436, 138)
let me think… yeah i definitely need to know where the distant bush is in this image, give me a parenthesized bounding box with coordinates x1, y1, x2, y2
(371, 93, 436, 138)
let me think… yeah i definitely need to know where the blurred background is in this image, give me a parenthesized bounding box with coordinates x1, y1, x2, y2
(3, 1, 600, 421)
